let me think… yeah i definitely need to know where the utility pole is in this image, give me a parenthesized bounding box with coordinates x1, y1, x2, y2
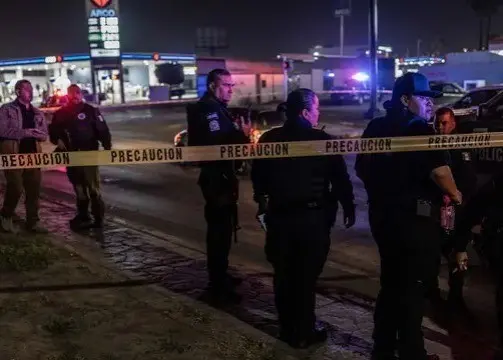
(339, 14, 345, 56)
(335, 0, 351, 56)
(364, 0, 379, 119)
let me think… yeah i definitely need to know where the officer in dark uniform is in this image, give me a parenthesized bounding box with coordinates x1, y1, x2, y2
(49, 84, 111, 229)
(428, 107, 478, 307)
(251, 88, 356, 349)
(454, 171, 503, 360)
(187, 69, 251, 301)
(356, 73, 461, 360)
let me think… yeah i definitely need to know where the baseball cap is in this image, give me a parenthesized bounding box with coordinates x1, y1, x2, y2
(391, 73, 443, 102)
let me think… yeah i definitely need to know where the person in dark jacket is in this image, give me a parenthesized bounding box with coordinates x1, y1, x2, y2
(251, 88, 356, 349)
(49, 84, 111, 229)
(429, 107, 477, 307)
(187, 69, 251, 302)
(454, 172, 503, 360)
(356, 73, 461, 360)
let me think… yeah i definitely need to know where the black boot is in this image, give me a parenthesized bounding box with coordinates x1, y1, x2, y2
(90, 196, 105, 228)
(70, 200, 92, 230)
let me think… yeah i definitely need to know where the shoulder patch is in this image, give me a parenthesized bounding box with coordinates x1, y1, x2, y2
(209, 120, 220, 132)
(206, 112, 219, 121)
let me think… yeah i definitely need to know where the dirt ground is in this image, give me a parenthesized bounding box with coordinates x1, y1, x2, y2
(0, 233, 299, 360)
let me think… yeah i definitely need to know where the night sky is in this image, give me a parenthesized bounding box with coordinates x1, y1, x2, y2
(0, 0, 498, 60)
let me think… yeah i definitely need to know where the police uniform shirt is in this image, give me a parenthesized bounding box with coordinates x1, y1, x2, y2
(190, 93, 248, 147)
(50, 103, 111, 151)
(400, 118, 449, 204)
(252, 121, 354, 211)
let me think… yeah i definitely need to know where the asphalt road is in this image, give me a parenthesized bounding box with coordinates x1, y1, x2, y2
(39, 104, 497, 335)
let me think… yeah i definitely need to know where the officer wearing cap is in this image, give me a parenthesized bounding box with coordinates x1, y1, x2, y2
(356, 73, 461, 360)
(49, 84, 111, 230)
(186, 69, 251, 303)
(251, 88, 355, 349)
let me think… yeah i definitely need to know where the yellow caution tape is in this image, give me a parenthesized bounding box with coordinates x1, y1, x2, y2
(0, 132, 501, 170)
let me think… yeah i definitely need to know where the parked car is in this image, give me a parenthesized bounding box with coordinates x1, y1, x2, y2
(429, 81, 466, 107)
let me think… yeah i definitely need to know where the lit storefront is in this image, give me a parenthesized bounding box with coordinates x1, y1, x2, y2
(0, 52, 196, 105)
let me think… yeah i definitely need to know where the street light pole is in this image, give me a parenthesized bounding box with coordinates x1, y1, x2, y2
(364, 0, 379, 119)
(340, 14, 344, 56)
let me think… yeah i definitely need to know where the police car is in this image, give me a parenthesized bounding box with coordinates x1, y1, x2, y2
(452, 86, 503, 175)
(452, 85, 503, 121)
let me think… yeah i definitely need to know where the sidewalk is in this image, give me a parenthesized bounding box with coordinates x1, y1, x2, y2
(2, 197, 368, 360)
(4, 193, 499, 359)
(0, 231, 307, 360)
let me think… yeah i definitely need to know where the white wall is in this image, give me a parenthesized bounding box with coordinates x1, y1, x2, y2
(259, 74, 285, 103)
(70, 68, 91, 84)
(311, 69, 324, 93)
(127, 65, 149, 86)
(230, 74, 257, 106)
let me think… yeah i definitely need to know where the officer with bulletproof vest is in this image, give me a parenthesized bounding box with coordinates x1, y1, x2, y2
(251, 88, 356, 349)
(49, 84, 111, 229)
(355, 73, 461, 360)
(187, 69, 251, 302)
(428, 107, 477, 308)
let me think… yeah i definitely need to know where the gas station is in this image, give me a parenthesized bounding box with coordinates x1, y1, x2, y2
(0, 52, 197, 106)
(0, 0, 197, 106)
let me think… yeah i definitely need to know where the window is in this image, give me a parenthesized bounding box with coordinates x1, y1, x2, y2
(453, 89, 501, 109)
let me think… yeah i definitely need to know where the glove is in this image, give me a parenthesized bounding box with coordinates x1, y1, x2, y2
(343, 204, 356, 229)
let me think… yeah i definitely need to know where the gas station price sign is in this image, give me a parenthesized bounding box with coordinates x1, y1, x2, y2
(86, 0, 121, 64)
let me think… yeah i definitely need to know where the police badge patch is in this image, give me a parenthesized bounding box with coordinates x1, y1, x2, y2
(77, 113, 86, 120)
(209, 120, 220, 132)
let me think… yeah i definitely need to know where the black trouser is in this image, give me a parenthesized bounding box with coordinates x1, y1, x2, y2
(66, 166, 104, 222)
(430, 230, 465, 300)
(265, 207, 330, 340)
(370, 204, 440, 360)
(199, 170, 238, 289)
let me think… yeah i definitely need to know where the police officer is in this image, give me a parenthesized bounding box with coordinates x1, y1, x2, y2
(187, 69, 251, 301)
(251, 88, 356, 349)
(429, 107, 477, 307)
(356, 73, 461, 360)
(454, 172, 503, 360)
(49, 84, 111, 229)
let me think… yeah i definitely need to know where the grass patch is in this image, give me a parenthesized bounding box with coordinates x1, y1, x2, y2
(0, 232, 302, 360)
(0, 234, 53, 272)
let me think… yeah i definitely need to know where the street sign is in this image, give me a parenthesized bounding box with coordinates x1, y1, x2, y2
(85, 0, 121, 67)
(334, 0, 351, 16)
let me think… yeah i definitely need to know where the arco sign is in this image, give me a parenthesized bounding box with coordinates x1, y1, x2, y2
(91, 0, 112, 8)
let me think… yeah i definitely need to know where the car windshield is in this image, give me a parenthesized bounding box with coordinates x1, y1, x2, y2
(453, 89, 501, 109)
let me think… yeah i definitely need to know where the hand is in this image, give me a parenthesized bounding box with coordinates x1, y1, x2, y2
(343, 206, 356, 229)
(450, 190, 462, 205)
(238, 116, 251, 137)
(455, 252, 468, 272)
(25, 128, 44, 139)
